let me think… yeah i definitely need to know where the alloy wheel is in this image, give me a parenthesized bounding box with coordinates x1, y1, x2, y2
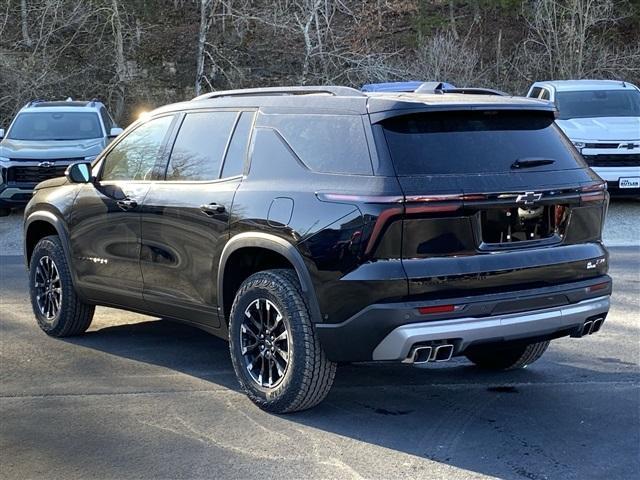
(34, 256, 62, 322)
(241, 298, 290, 388)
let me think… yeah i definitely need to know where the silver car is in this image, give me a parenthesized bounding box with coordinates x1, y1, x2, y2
(0, 98, 123, 216)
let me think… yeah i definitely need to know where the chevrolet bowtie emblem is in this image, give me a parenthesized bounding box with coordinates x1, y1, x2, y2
(516, 192, 542, 205)
(38, 161, 54, 168)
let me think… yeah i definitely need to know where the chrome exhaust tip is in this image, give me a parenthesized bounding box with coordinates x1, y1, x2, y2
(591, 317, 604, 334)
(433, 344, 454, 362)
(404, 346, 432, 364)
(582, 321, 593, 337)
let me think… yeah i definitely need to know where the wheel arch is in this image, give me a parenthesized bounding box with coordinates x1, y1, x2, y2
(218, 232, 322, 325)
(24, 211, 72, 267)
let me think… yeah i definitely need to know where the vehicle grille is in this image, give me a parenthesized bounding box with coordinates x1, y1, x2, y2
(7, 165, 69, 184)
(582, 154, 640, 167)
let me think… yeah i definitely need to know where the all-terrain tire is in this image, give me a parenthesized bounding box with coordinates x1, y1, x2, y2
(465, 340, 550, 370)
(29, 235, 95, 337)
(228, 269, 336, 413)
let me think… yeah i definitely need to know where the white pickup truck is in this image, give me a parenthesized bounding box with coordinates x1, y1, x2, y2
(526, 80, 640, 197)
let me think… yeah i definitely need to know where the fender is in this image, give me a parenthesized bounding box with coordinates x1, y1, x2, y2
(24, 210, 82, 293)
(217, 232, 323, 324)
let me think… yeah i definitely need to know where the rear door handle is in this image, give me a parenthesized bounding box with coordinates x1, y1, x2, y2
(116, 198, 138, 211)
(200, 203, 226, 215)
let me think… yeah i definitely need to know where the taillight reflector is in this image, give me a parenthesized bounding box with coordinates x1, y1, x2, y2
(418, 305, 456, 315)
(587, 282, 609, 293)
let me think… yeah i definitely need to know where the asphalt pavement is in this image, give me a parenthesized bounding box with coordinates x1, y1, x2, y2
(0, 247, 638, 479)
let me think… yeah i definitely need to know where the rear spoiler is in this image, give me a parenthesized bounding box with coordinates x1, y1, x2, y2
(368, 101, 559, 123)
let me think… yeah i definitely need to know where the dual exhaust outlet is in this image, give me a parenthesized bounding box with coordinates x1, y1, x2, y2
(404, 344, 454, 365)
(579, 316, 605, 337)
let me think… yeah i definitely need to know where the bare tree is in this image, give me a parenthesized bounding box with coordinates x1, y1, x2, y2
(195, 0, 216, 96)
(21, 0, 33, 47)
(523, 0, 633, 79)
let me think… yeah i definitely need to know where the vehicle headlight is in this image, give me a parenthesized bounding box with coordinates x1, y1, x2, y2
(84, 155, 98, 162)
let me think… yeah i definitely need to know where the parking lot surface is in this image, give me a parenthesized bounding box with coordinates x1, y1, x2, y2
(1, 244, 638, 479)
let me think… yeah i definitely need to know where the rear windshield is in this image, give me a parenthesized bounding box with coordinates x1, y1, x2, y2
(556, 89, 640, 119)
(381, 110, 584, 175)
(8, 112, 103, 141)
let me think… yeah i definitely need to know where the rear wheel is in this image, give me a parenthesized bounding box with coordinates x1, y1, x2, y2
(29, 235, 95, 337)
(0, 207, 11, 217)
(228, 269, 336, 413)
(465, 340, 550, 370)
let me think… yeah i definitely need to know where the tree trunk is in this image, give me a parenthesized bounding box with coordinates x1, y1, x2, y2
(195, 0, 214, 96)
(111, 0, 127, 122)
(21, 0, 32, 47)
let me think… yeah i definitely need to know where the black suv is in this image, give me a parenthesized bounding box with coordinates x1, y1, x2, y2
(24, 86, 612, 413)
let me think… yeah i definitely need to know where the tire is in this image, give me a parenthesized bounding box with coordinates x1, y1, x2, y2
(228, 269, 336, 413)
(465, 340, 550, 370)
(29, 235, 95, 337)
(0, 207, 11, 217)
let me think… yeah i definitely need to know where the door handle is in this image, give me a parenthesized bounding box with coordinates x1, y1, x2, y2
(200, 203, 226, 215)
(116, 198, 138, 211)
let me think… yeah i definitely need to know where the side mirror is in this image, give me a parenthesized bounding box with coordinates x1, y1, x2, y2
(0, 129, 5, 139)
(65, 162, 92, 183)
(109, 127, 123, 138)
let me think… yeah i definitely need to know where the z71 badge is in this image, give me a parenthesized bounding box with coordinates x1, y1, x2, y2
(587, 258, 606, 269)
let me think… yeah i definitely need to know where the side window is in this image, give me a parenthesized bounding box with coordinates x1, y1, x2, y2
(264, 114, 373, 175)
(528, 87, 542, 98)
(99, 107, 112, 133)
(101, 115, 173, 181)
(540, 89, 551, 100)
(221, 112, 254, 178)
(166, 111, 237, 181)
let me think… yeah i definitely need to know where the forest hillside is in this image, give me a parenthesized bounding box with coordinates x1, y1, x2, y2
(1, 0, 639, 126)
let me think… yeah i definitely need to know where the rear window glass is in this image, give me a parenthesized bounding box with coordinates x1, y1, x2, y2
(265, 114, 373, 175)
(381, 111, 585, 175)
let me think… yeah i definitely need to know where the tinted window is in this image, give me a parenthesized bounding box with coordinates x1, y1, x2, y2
(528, 87, 542, 98)
(100, 107, 114, 131)
(556, 90, 640, 119)
(222, 112, 254, 178)
(166, 111, 237, 181)
(382, 111, 584, 175)
(540, 89, 550, 100)
(101, 115, 173, 181)
(266, 114, 372, 175)
(8, 112, 102, 141)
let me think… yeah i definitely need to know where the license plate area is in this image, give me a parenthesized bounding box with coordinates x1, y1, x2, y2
(619, 177, 640, 189)
(480, 204, 568, 245)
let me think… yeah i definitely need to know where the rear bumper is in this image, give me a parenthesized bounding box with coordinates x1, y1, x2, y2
(315, 276, 612, 362)
(372, 295, 609, 361)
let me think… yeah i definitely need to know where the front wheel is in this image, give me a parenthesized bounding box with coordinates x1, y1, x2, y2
(228, 269, 336, 413)
(29, 235, 95, 337)
(465, 340, 550, 370)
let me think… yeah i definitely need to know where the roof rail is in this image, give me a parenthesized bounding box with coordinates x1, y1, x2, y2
(414, 83, 508, 96)
(193, 86, 365, 101)
(26, 99, 47, 108)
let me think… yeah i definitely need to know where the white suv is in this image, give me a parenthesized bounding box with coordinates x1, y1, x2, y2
(526, 80, 640, 196)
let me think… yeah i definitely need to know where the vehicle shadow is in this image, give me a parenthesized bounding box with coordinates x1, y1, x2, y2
(63, 317, 639, 479)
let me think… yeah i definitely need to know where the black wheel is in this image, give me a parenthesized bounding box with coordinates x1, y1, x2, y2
(466, 340, 550, 370)
(228, 269, 336, 413)
(29, 235, 95, 337)
(0, 207, 11, 217)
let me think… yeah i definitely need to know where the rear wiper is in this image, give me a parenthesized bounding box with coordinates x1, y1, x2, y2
(511, 158, 556, 169)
